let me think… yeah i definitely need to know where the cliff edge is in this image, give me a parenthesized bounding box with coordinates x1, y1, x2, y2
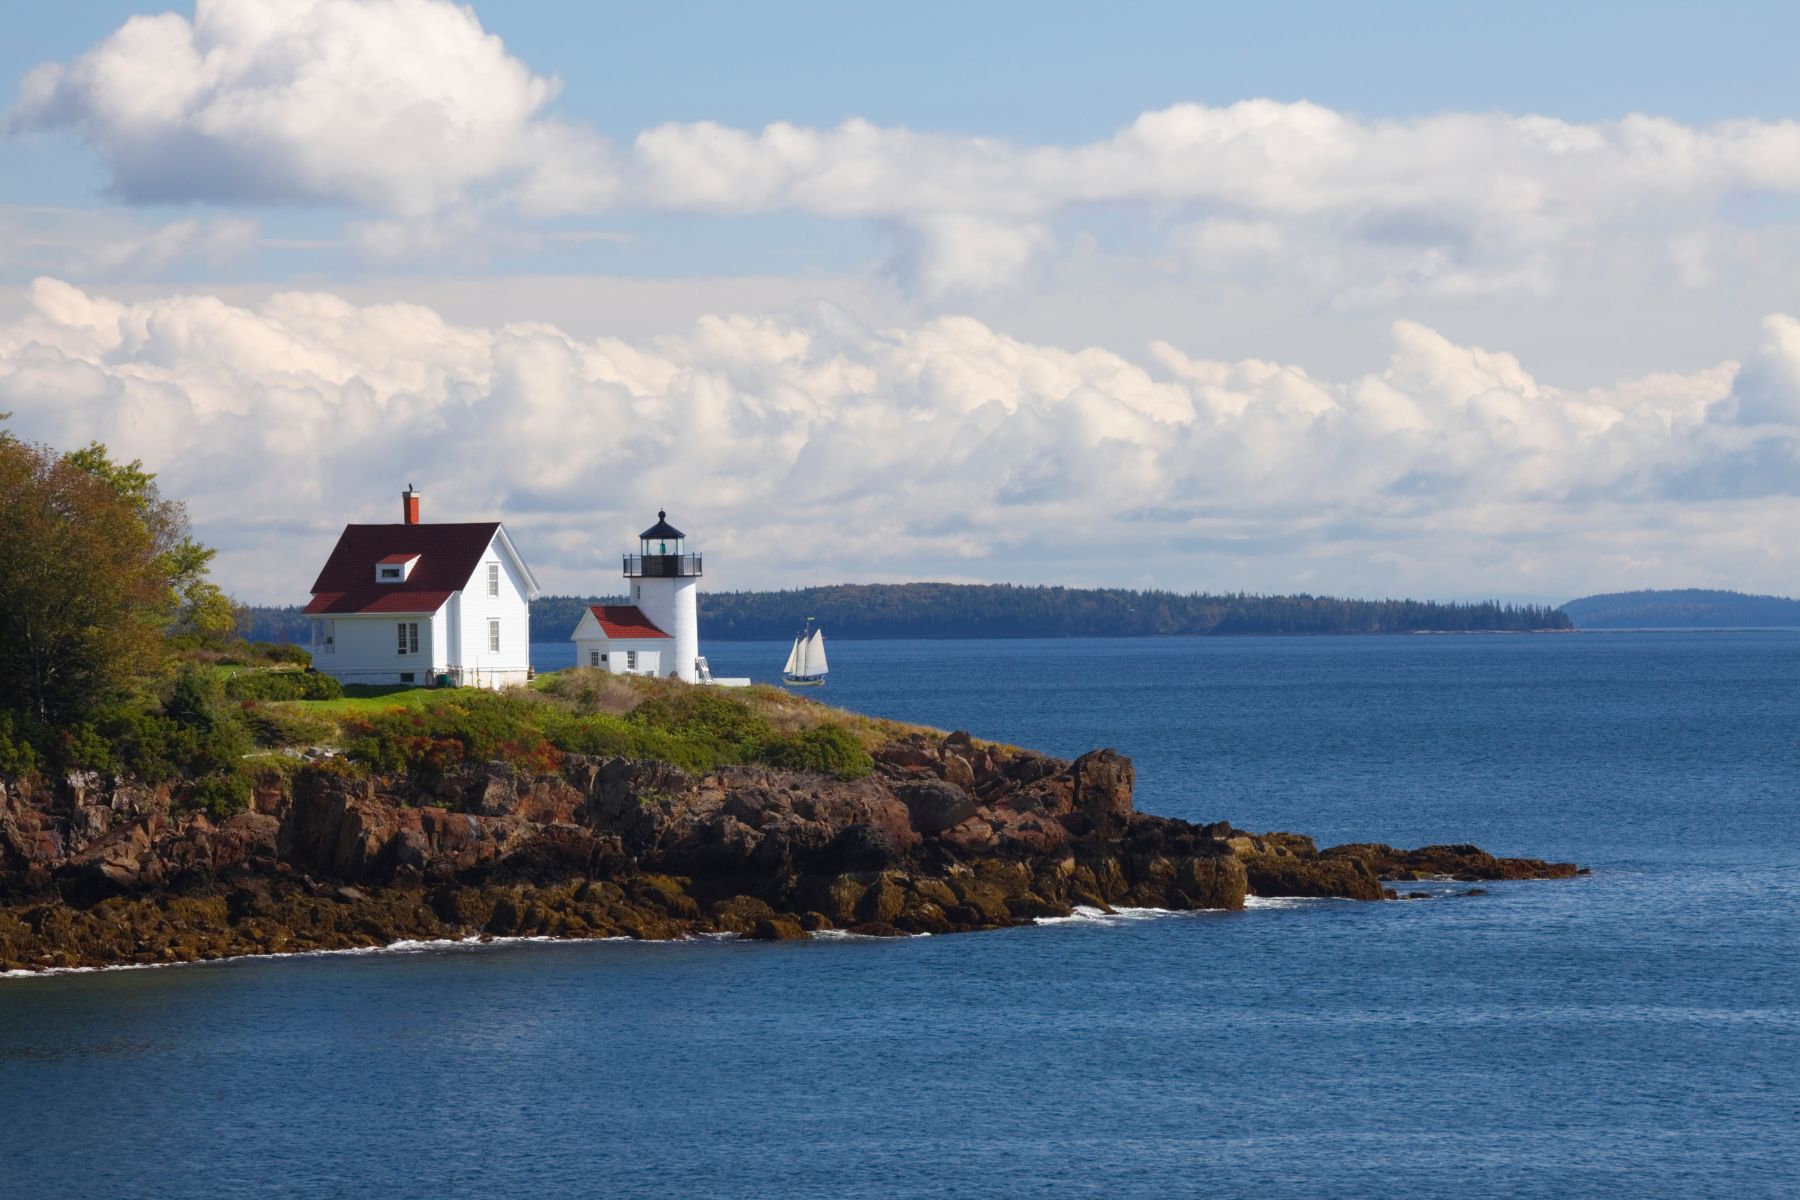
(0, 731, 1579, 971)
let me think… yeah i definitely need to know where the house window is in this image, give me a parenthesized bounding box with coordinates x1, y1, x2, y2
(589, 650, 601, 668)
(626, 650, 638, 670)
(397, 622, 418, 654)
(379, 566, 401, 580)
(400, 672, 416, 684)
(488, 619, 501, 653)
(487, 563, 499, 597)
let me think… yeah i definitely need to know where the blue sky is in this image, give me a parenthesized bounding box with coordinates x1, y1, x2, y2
(2, 0, 1798, 603)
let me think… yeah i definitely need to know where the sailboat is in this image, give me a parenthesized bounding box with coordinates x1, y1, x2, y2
(782, 619, 829, 686)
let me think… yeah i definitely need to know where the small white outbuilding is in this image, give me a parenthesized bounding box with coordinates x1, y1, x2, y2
(570, 604, 675, 677)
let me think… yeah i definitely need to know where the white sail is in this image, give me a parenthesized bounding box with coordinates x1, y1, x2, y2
(783, 636, 804, 676)
(808, 629, 828, 675)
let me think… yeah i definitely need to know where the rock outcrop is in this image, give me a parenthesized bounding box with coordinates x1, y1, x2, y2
(0, 734, 1580, 972)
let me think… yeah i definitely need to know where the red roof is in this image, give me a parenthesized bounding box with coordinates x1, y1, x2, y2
(306, 522, 500, 616)
(588, 604, 670, 639)
(376, 552, 420, 565)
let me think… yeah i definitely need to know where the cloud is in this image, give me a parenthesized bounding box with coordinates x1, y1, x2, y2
(0, 207, 260, 278)
(6, 0, 611, 217)
(16, 5, 1800, 299)
(1719, 314, 1800, 426)
(625, 102, 1800, 294)
(2, 278, 1795, 604)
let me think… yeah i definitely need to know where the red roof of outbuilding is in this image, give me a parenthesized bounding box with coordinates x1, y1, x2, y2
(587, 605, 670, 639)
(305, 522, 500, 615)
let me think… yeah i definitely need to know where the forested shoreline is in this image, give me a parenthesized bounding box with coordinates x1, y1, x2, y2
(242, 583, 1572, 643)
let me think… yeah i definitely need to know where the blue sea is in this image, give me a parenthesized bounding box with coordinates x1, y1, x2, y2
(4, 632, 1797, 1198)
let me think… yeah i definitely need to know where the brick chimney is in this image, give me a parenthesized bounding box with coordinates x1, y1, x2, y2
(402, 484, 421, 525)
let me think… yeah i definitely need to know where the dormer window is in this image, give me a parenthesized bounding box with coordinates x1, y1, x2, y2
(376, 553, 420, 583)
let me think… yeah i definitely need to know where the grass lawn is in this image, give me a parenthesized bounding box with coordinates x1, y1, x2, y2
(281, 684, 439, 719)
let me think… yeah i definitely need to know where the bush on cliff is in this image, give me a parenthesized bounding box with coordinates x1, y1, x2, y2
(188, 769, 254, 820)
(0, 712, 39, 777)
(241, 704, 336, 750)
(341, 691, 562, 776)
(756, 725, 873, 781)
(225, 671, 343, 702)
(60, 665, 257, 788)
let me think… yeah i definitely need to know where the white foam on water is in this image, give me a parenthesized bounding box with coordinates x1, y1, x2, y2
(1033, 904, 1193, 927)
(1, 932, 635, 981)
(5, 894, 1379, 979)
(1243, 894, 1349, 910)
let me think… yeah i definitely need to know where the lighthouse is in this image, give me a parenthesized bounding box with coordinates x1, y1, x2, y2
(624, 510, 701, 682)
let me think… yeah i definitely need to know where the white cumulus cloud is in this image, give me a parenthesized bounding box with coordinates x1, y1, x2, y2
(5, 0, 611, 217)
(2, 279, 1796, 605)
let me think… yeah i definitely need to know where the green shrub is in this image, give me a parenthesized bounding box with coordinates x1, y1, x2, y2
(341, 691, 560, 775)
(534, 667, 640, 714)
(187, 770, 252, 819)
(757, 724, 873, 780)
(622, 687, 772, 767)
(67, 665, 256, 783)
(241, 704, 335, 749)
(0, 711, 41, 777)
(225, 671, 342, 701)
(250, 641, 311, 666)
(540, 711, 722, 773)
(294, 755, 369, 789)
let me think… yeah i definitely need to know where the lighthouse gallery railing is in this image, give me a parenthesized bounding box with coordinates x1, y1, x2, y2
(623, 553, 703, 578)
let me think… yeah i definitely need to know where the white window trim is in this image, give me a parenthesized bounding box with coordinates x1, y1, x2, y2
(487, 562, 500, 597)
(397, 621, 418, 655)
(626, 649, 638, 670)
(488, 619, 501, 653)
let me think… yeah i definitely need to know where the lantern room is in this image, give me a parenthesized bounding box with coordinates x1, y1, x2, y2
(624, 510, 702, 578)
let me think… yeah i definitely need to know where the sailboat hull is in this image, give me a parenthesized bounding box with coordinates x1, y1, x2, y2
(782, 674, 826, 686)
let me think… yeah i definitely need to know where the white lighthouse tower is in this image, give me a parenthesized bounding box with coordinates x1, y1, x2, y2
(625, 510, 701, 682)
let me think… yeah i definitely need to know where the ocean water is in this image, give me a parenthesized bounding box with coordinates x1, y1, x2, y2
(4, 632, 1797, 1198)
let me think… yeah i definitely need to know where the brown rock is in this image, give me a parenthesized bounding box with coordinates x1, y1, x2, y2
(895, 780, 978, 836)
(1242, 852, 1384, 901)
(1070, 749, 1135, 823)
(744, 917, 809, 941)
(854, 874, 907, 924)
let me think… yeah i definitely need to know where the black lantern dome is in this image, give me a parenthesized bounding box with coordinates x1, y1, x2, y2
(624, 510, 702, 578)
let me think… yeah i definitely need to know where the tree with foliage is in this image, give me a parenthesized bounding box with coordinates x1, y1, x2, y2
(0, 418, 232, 730)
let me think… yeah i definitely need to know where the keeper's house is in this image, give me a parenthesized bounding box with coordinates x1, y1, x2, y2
(305, 486, 540, 689)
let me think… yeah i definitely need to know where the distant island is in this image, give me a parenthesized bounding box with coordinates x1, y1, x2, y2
(240, 584, 1572, 643)
(1560, 589, 1800, 629)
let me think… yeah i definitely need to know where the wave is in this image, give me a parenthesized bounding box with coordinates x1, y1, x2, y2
(6, 895, 1369, 979)
(1034, 904, 1183, 927)
(1242, 894, 1351, 910)
(1034, 896, 1356, 924)
(1, 932, 633, 982)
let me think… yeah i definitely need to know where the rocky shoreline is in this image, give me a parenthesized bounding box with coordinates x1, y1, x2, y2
(0, 731, 1581, 973)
